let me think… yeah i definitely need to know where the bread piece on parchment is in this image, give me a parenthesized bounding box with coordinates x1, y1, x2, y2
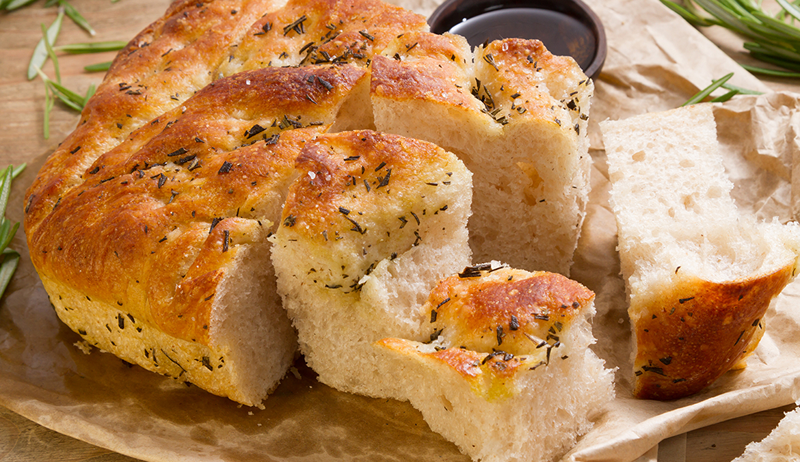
(26, 65, 370, 407)
(733, 402, 800, 461)
(270, 130, 472, 399)
(601, 104, 800, 400)
(376, 264, 614, 462)
(371, 32, 593, 275)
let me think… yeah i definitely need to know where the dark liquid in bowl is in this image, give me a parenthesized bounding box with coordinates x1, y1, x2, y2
(448, 8, 596, 71)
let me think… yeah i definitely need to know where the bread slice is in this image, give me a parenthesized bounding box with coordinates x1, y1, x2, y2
(376, 264, 615, 462)
(371, 32, 593, 275)
(733, 402, 800, 461)
(270, 130, 472, 399)
(601, 104, 800, 400)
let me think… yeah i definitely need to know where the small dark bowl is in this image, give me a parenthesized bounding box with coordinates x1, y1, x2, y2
(428, 0, 607, 80)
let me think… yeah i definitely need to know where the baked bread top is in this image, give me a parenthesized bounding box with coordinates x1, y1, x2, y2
(370, 31, 593, 274)
(28, 65, 367, 345)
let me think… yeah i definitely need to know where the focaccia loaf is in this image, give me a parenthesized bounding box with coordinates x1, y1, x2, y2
(601, 104, 800, 400)
(24, 0, 598, 409)
(24, 0, 428, 406)
(371, 32, 593, 275)
(270, 130, 472, 399)
(376, 264, 614, 462)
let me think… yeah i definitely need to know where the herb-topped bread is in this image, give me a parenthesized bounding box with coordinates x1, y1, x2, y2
(371, 32, 593, 275)
(23, 0, 428, 406)
(601, 104, 800, 400)
(24, 0, 598, 409)
(376, 264, 614, 462)
(270, 130, 473, 399)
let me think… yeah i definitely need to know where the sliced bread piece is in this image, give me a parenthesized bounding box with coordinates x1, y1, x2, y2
(601, 104, 800, 400)
(371, 32, 593, 275)
(376, 264, 615, 462)
(733, 402, 800, 461)
(270, 130, 472, 399)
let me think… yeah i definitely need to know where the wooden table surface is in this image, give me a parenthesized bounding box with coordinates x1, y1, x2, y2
(1, 1, 799, 461)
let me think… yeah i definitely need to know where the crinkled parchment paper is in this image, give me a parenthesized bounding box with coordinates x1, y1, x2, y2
(2, 0, 800, 461)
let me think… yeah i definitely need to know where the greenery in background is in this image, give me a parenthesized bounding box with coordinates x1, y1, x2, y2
(682, 72, 764, 105)
(8, 0, 127, 138)
(662, 0, 800, 76)
(0, 165, 26, 300)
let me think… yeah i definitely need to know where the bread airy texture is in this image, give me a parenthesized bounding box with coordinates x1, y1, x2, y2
(270, 130, 472, 399)
(376, 265, 615, 462)
(601, 104, 800, 400)
(733, 402, 800, 461)
(371, 32, 593, 275)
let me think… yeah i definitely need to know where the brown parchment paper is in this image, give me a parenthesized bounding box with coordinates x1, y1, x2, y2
(2, 0, 800, 461)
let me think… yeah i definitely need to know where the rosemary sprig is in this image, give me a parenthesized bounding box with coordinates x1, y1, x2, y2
(0, 164, 26, 301)
(682, 72, 763, 105)
(664, 0, 800, 75)
(683, 72, 735, 106)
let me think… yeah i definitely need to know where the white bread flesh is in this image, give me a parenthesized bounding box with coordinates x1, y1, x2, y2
(371, 32, 593, 275)
(602, 104, 800, 400)
(270, 130, 472, 399)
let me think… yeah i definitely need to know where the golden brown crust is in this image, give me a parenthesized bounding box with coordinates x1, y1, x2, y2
(25, 0, 280, 230)
(277, 130, 467, 293)
(426, 265, 594, 356)
(633, 263, 796, 400)
(220, 0, 427, 74)
(376, 266, 596, 400)
(370, 32, 482, 112)
(28, 65, 368, 347)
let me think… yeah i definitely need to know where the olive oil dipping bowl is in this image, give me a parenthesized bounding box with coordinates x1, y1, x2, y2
(428, 0, 607, 80)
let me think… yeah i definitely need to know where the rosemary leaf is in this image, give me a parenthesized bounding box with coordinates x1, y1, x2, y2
(0, 219, 13, 253)
(0, 249, 21, 299)
(47, 80, 87, 109)
(662, 0, 717, 26)
(721, 82, 763, 94)
(741, 63, 800, 76)
(776, 0, 800, 22)
(84, 61, 112, 72)
(49, 83, 84, 111)
(43, 81, 53, 139)
(5, 0, 37, 10)
(710, 89, 739, 102)
(747, 50, 800, 71)
(11, 164, 26, 180)
(58, 0, 95, 36)
(0, 166, 13, 218)
(56, 41, 127, 54)
(27, 9, 64, 80)
(41, 23, 61, 84)
(682, 72, 735, 106)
